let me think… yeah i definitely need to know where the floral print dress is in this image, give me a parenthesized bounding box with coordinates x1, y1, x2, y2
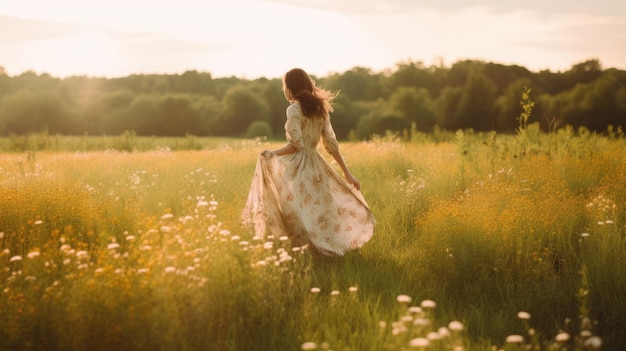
(242, 102, 376, 256)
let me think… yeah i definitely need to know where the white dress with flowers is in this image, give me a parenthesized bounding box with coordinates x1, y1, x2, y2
(241, 102, 376, 256)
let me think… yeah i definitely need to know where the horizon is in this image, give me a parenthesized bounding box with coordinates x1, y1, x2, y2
(1, 0, 624, 79)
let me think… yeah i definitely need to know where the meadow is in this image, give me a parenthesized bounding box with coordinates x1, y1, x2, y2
(0, 126, 624, 351)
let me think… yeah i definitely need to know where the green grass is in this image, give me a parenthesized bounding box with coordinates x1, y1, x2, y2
(0, 131, 624, 350)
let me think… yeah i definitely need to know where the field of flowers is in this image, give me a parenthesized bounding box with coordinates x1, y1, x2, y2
(0, 129, 624, 350)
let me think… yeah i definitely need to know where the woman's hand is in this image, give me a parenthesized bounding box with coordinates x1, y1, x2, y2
(260, 149, 274, 160)
(345, 173, 361, 191)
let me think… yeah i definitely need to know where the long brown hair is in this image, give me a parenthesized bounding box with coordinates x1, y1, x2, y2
(283, 68, 336, 118)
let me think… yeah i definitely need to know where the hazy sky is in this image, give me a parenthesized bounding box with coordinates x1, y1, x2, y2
(1, 0, 624, 78)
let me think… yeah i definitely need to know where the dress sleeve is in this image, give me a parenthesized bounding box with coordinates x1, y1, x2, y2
(285, 104, 304, 151)
(321, 116, 339, 154)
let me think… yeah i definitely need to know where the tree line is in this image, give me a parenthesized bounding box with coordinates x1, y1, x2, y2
(0, 59, 624, 140)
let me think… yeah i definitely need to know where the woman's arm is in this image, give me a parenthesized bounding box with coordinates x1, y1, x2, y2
(270, 143, 297, 157)
(329, 149, 361, 190)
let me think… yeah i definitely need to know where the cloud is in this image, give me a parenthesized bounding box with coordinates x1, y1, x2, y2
(263, 0, 625, 16)
(0, 15, 87, 42)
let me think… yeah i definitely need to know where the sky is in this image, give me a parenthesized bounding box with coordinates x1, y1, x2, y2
(0, 0, 624, 79)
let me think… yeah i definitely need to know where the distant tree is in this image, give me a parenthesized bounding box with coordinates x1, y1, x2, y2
(330, 96, 364, 139)
(193, 95, 223, 135)
(388, 87, 436, 132)
(324, 67, 383, 101)
(435, 86, 463, 130)
(219, 86, 269, 136)
(494, 78, 537, 132)
(454, 68, 498, 131)
(0, 90, 72, 135)
(389, 61, 439, 98)
(245, 120, 273, 139)
(484, 62, 532, 95)
(355, 101, 410, 139)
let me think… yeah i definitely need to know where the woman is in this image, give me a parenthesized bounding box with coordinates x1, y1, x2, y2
(241, 68, 376, 256)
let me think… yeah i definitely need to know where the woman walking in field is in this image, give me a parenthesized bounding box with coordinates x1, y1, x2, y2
(242, 68, 376, 256)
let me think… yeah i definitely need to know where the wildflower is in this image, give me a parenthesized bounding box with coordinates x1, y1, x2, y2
(34, 220, 43, 225)
(408, 306, 423, 314)
(379, 321, 387, 329)
(75, 251, 88, 258)
(160, 226, 172, 232)
(10, 255, 22, 262)
(219, 229, 230, 236)
(197, 200, 209, 207)
(581, 233, 590, 237)
(27, 251, 41, 259)
(517, 311, 531, 320)
(505, 335, 524, 343)
(584, 336, 602, 349)
(254, 260, 267, 267)
(164, 266, 176, 273)
(126, 235, 136, 241)
(331, 290, 340, 296)
(231, 235, 241, 241)
(401, 315, 413, 322)
(279, 236, 289, 241)
(209, 200, 218, 207)
(137, 268, 149, 274)
(263, 242, 273, 249)
(95, 268, 104, 273)
(438, 327, 451, 337)
(605, 220, 614, 224)
(310, 287, 321, 294)
(107, 243, 120, 250)
(427, 331, 442, 340)
(396, 295, 412, 303)
(60, 244, 71, 251)
(0, 232, 3, 239)
(349, 286, 358, 293)
(408, 337, 430, 347)
(413, 318, 430, 326)
(301, 342, 317, 350)
(555, 332, 570, 342)
(140, 245, 152, 251)
(161, 213, 174, 219)
(448, 321, 464, 331)
(421, 299, 437, 308)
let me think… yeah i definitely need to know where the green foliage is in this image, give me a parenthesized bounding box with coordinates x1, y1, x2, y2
(0, 59, 625, 141)
(0, 132, 624, 350)
(245, 120, 273, 139)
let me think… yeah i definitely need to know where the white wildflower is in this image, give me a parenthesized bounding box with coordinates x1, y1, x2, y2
(505, 335, 524, 343)
(310, 287, 321, 294)
(555, 332, 570, 342)
(517, 311, 531, 320)
(396, 295, 412, 303)
(301, 342, 317, 350)
(161, 213, 174, 219)
(27, 251, 41, 259)
(448, 321, 464, 331)
(10, 255, 22, 262)
(584, 336, 602, 349)
(421, 299, 437, 308)
(408, 337, 430, 347)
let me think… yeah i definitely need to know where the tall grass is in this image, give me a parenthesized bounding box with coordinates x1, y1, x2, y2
(0, 130, 624, 350)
